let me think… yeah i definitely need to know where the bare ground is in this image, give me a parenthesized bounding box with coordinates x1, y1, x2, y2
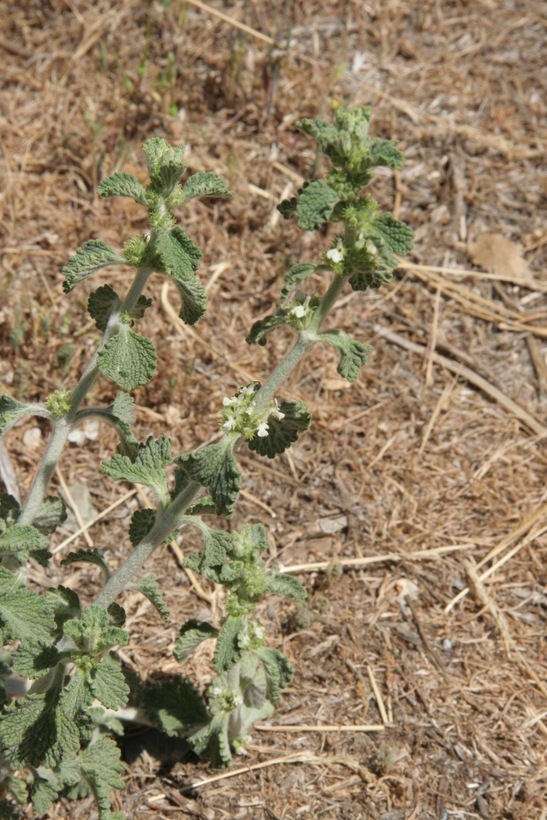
(0, 1, 546, 818)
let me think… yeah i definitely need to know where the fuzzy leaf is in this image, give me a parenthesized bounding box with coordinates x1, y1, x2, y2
(320, 330, 373, 382)
(128, 508, 156, 546)
(30, 770, 60, 814)
(44, 585, 81, 629)
(111, 392, 135, 427)
(143, 675, 208, 736)
(101, 436, 171, 501)
(177, 441, 241, 517)
(97, 172, 147, 205)
(63, 605, 128, 653)
(174, 619, 218, 663)
(264, 572, 307, 602)
(189, 712, 231, 768)
(0, 566, 55, 643)
(245, 310, 288, 346)
(0, 395, 48, 437)
(0, 524, 48, 557)
(143, 137, 187, 193)
(134, 575, 170, 622)
(33, 496, 67, 536)
(256, 647, 294, 704)
(60, 549, 110, 579)
(280, 263, 318, 305)
(78, 736, 125, 818)
(181, 171, 232, 201)
(369, 139, 405, 170)
(97, 325, 157, 390)
(214, 616, 246, 672)
(12, 641, 60, 679)
(247, 400, 311, 459)
(295, 180, 341, 230)
(88, 285, 121, 331)
(171, 227, 202, 270)
(153, 231, 207, 325)
(372, 212, 414, 254)
(90, 654, 129, 710)
(62, 240, 126, 293)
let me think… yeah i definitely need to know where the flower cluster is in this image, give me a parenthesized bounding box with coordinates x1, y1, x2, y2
(221, 383, 285, 439)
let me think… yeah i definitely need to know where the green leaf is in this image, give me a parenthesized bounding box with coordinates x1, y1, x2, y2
(280, 263, 318, 305)
(247, 400, 311, 459)
(369, 139, 405, 170)
(128, 508, 156, 546)
(62, 240, 127, 293)
(142, 675, 208, 736)
(134, 575, 170, 622)
(295, 180, 341, 230)
(0, 566, 55, 643)
(97, 172, 147, 205)
(171, 227, 202, 270)
(181, 171, 232, 201)
(63, 605, 128, 653)
(60, 549, 110, 579)
(0, 524, 48, 557)
(188, 712, 231, 768)
(101, 436, 171, 502)
(44, 585, 81, 629)
(78, 736, 125, 818)
(320, 330, 373, 382)
(264, 571, 307, 602)
(89, 654, 129, 710)
(12, 641, 60, 679)
(30, 769, 60, 814)
(88, 285, 121, 331)
(256, 647, 293, 704)
(33, 496, 67, 535)
(245, 309, 288, 346)
(0, 394, 49, 437)
(214, 616, 246, 672)
(177, 441, 241, 517)
(372, 212, 414, 254)
(143, 137, 187, 193)
(153, 231, 207, 325)
(174, 619, 218, 663)
(97, 325, 157, 390)
(0, 798, 21, 819)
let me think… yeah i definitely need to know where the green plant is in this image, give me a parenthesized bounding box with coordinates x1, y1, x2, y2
(0, 106, 413, 817)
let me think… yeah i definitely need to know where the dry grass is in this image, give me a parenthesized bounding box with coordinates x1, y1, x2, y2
(0, 1, 546, 818)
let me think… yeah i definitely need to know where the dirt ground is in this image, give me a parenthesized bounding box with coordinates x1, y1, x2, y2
(1, 1, 546, 818)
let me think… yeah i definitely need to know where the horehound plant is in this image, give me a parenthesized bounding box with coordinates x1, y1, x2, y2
(0, 106, 413, 817)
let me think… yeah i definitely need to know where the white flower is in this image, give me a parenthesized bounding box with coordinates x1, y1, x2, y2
(254, 625, 265, 640)
(233, 694, 243, 707)
(256, 421, 269, 437)
(222, 396, 237, 406)
(223, 417, 236, 431)
(290, 304, 306, 319)
(326, 247, 344, 264)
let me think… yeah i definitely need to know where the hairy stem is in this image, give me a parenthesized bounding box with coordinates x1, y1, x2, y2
(19, 265, 154, 526)
(93, 272, 349, 608)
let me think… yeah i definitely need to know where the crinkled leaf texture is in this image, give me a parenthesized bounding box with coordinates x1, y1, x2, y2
(97, 325, 157, 390)
(295, 179, 341, 230)
(320, 330, 373, 382)
(214, 616, 246, 672)
(60, 548, 110, 579)
(134, 575, 170, 622)
(62, 240, 127, 293)
(280, 263, 318, 305)
(101, 436, 171, 502)
(174, 619, 219, 663)
(177, 440, 241, 517)
(143, 137, 187, 193)
(0, 523, 48, 559)
(128, 508, 156, 546)
(153, 230, 206, 325)
(62, 605, 128, 653)
(33, 496, 67, 535)
(89, 653, 130, 710)
(88, 285, 121, 332)
(245, 309, 288, 346)
(97, 172, 147, 205)
(181, 171, 232, 201)
(264, 571, 307, 602)
(0, 566, 55, 643)
(247, 400, 311, 459)
(78, 736, 125, 819)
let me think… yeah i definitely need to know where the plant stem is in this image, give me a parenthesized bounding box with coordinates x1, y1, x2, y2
(93, 272, 349, 609)
(19, 265, 153, 527)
